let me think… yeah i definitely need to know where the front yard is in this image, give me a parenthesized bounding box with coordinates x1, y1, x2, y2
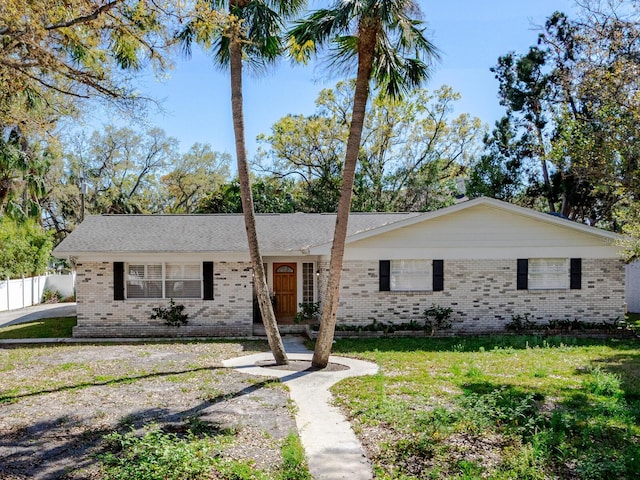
(0, 341, 307, 479)
(1, 330, 639, 479)
(331, 336, 640, 479)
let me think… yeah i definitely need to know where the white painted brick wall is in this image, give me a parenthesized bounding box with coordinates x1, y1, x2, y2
(74, 261, 254, 337)
(321, 258, 626, 332)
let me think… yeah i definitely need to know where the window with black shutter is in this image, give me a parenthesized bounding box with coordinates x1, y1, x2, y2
(379, 260, 390, 291)
(517, 259, 528, 290)
(203, 261, 214, 300)
(433, 260, 444, 291)
(113, 262, 125, 300)
(570, 258, 582, 290)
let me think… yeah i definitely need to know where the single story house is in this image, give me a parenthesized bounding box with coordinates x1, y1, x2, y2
(53, 197, 626, 337)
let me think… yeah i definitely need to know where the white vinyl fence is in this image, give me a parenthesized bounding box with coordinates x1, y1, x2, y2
(0, 273, 75, 312)
(627, 261, 640, 313)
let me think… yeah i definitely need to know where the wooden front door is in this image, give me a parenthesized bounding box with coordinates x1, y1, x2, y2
(273, 263, 297, 321)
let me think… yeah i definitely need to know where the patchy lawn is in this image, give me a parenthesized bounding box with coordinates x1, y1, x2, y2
(0, 341, 307, 479)
(0, 317, 76, 339)
(331, 336, 640, 479)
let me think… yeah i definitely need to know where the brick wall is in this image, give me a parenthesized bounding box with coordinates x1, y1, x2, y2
(74, 261, 254, 337)
(325, 258, 625, 332)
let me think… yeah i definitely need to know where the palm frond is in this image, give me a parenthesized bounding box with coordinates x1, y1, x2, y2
(287, 6, 357, 57)
(244, 2, 284, 62)
(268, 0, 307, 19)
(372, 29, 432, 98)
(176, 22, 197, 58)
(325, 35, 359, 77)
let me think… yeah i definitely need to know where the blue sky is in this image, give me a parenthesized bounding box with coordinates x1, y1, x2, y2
(89, 0, 577, 156)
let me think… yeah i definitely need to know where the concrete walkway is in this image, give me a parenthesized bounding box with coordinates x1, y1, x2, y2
(0, 307, 377, 478)
(224, 337, 378, 480)
(0, 303, 76, 328)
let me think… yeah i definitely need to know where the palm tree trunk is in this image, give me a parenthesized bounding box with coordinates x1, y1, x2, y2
(229, 38, 288, 365)
(312, 25, 377, 369)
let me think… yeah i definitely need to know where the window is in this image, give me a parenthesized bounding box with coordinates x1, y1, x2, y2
(166, 263, 202, 298)
(528, 258, 570, 290)
(127, 264, 162, 298)
(126, 263, 202, 299)
(390, 259, 431, 291)
(302, 262, 314, 303)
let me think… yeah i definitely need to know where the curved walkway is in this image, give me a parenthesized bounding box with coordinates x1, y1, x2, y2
(223, 337, 378, 480)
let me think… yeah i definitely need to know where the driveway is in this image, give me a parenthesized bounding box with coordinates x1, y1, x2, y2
(0, 303, 76, 328)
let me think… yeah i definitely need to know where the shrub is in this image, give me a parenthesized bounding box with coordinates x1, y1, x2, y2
(42, 289, 63, 303)
(423, 304, 454, 333)
(505, 313, 536, 332)
(150, 299, 188, 327)
(294, 302, 320, 324)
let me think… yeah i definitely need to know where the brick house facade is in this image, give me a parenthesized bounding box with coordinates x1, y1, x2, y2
(54, 198, 626, 337)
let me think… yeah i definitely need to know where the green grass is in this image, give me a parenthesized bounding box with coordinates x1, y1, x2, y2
(330, 336, 640, 479)
(99, 427, 310, 480)
(0, 317, 76, 339)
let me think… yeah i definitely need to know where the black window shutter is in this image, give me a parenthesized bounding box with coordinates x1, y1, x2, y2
(517, 259, 528, 290)
(113, 262, 124, 300)
(379, 260, 390, 291)
(203, 261, 214, 300)
(570, 258, 582, 290)
(433, 260, 444, 291)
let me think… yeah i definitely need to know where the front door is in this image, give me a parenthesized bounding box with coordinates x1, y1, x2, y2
(273, 263, 297, 322)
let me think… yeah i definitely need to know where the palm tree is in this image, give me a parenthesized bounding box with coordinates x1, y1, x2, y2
(180, 0, 305, 365)
(289, 0, 439, 368)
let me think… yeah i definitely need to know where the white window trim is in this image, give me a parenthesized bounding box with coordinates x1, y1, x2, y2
(125, 262, 203, 299)
(528, 258, 570, 290)
(302, 262, 316, 304)
(390, 259, 432, 292)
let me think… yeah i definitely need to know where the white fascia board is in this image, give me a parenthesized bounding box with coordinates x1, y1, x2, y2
(67, 252, 251, 263)
(65, 250, 311, 263)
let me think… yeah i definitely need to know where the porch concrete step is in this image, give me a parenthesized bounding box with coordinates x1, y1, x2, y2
(253, 324, 308, 336)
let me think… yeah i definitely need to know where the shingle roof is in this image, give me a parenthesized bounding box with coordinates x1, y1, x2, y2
(53, 212, 421, 255)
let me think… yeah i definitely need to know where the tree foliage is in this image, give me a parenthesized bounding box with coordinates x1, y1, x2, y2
(0, 127, 52, 221)
(469, 0, 640, 235)
(0, 216, 53, 279)
(41, 127, 231, 240)
(197, 176, 297, 213)
(160, 143, 231, 214)
(256, 81, 482, 213)
(0, 0, 179, 133)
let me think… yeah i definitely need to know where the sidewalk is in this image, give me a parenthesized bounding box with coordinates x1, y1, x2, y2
(224, 337, 378, 480)
(0, 303, 76, 328)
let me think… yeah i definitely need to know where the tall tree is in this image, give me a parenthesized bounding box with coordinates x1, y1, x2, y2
(180, 0, 306, 365)
(46, 126, 177, 238)
(466, 117, 527, 201)
(289, 0, 439, 368)
(487, 2, 640, 229)
(161, 144, 231, 213)
(0, 127, 51, 221)
(256, 81, 483, 213)
(0, 0, 178, 134)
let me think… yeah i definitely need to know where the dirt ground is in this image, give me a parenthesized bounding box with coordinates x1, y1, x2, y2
(0, 341, 297, 479)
